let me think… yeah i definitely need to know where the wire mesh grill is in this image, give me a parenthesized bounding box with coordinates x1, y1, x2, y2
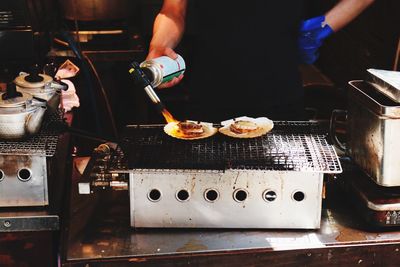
(122, 121, 342, 173)
(0, 111, 62, 157)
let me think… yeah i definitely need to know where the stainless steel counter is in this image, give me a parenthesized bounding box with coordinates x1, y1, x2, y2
(0, 209, 59, 232)
(62, 158, 400, 266)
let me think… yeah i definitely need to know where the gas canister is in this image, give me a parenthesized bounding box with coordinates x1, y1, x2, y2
(140, 55, 186, 87)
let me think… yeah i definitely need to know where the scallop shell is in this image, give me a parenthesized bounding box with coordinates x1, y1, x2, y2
(219, 116, 274, 138)
(164, 121, 218, 140)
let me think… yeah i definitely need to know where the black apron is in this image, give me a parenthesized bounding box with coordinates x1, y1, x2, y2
(184, 1, 305, 122)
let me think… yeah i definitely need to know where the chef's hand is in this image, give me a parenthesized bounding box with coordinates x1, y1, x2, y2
(146, 47, 184, 89)
(298, 16, 333, 64)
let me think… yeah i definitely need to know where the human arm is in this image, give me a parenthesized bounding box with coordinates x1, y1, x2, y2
(299, 0, 375, 64)
(147, 0, 187, 59)
(325, 0, 375, 32)
(146, 0, 187, 88)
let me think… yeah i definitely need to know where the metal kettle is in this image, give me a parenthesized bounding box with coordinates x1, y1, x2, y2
(0, 83, 47, 139)
(14, 66, 68, 112)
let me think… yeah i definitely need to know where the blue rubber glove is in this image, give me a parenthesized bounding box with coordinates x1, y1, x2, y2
(298, 16, 333, 64)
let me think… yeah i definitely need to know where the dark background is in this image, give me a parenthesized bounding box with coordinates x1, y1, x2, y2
(0, 0, 399, 142)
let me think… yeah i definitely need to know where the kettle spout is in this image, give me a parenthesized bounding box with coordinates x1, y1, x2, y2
(25, 105, 47, 135)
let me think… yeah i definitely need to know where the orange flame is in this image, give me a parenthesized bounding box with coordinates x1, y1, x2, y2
(161, 108, 178, 123)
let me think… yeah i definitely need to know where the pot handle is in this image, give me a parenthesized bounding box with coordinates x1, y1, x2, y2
(49, 80, 69, 91)
(329, 109, 347, 152)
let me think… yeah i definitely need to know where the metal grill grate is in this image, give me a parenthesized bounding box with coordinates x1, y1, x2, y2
(123, 121, 342, 173)
(0, 111, 62, 157)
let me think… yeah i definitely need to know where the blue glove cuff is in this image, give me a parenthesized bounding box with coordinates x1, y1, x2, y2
(298, 16, 333, 64)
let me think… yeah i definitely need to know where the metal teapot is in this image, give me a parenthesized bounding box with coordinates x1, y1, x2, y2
(14, 65, 68, 111)
(0, 83, 47, 139)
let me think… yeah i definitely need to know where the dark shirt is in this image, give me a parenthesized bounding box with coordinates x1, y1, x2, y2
(184, 1, 305, 121)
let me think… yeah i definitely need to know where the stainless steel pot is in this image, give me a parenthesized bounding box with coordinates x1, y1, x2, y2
(331, 80, 400, 187)
(0, 90, 47, 139)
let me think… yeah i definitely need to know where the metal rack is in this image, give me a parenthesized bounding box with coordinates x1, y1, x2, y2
(122, 121, 342, 173)
(0, 112, 62, 156)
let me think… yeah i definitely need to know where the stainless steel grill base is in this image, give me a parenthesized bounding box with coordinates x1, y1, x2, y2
(81, 121, 341, 229)
(0, 111, 61, 207)
(0, 155, 48, 207)
(122, 122, 339, 229)
(129, 170, 323, 229)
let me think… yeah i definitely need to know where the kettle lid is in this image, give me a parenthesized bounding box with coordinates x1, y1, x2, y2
(0, 83, 33, 108)
(14, 73, 53, 88)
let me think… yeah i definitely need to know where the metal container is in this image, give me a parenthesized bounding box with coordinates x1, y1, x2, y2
(340, 80, 400, 186)
(0, 90, 47, 139)
(140, 55, 186, 87)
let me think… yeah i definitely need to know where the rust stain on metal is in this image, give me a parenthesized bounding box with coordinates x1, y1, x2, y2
(327, 210, 371, 242)
(233, 172, 240, 189)
(176, 239, 208, 252)
(0, 155, 32, 175)
(82, 244, 94, 255)
(335, 225, 367, 242)
(190, 176, 196, 193)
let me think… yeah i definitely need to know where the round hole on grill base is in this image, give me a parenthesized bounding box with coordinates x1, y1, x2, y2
(17, 168, 32, 182)
(263, 190, 277, 202)
(176, 189, 190, 202)
(0, 170, 4, 181)
(293, 191, 305, 202)
(233, 189, 248, 202)
(204, 189, 219, 202)
(148, 189, 162, 202)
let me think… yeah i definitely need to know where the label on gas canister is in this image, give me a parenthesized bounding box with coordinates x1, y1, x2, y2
(140, 55, 186, 87)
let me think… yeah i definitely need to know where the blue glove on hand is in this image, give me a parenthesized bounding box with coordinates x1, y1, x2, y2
(298, 16, 333, 64)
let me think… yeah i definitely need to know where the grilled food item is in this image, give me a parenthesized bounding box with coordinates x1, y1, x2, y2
(219, 116, 274, 138)
(177, 121, 205, 136)
(230, 120, 259, 134)
(164, 120, 217, 140)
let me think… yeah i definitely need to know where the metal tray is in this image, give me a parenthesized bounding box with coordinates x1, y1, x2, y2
(343, 167, 400, 227)
(348, 80, 400, 118)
